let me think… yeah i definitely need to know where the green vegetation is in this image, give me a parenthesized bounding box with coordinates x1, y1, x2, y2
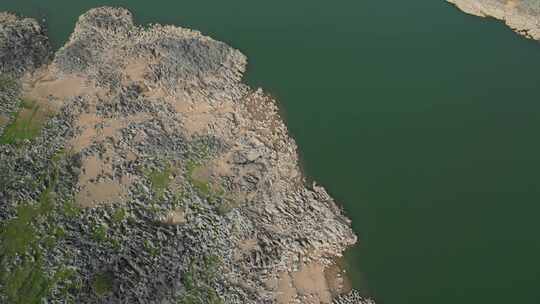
(3, 258, 51, 304)
(52, 267, 77, 298)
(0, 160, 58, 258)
(186, 161, 206, 193)
(4, 261, 75, 304)
(143, 158, 232, 212)
(186, 160, 236, 213)
(0, 152, 80, 303)
(112, 208, 126, 223)
(0, 204, 40, 258)
(110, 238, 121, 252)
(3, 260, 77, 304)
(62, 200, 81, 218)
(0, 74, 16, 91)
(0, 155, 63, 303)
(92, 224, 108, 242)
(191, 178, 212, 197)
(144, 239, 160, 257)
(186, 160, 219, 200)
(91, 272, 114, 296)
(54, 226, 66, 239)
(144, 164, 173, 199)
(216, 199, 238, 215)
(178, 255, 223, 304)
(0, 99, 50, 145)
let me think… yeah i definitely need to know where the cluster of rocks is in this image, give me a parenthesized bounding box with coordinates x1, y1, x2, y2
(0, 7, 373, 304)
(447, 0, 540, 40)
(332, 290, 376, 304)
(0, 12, 47, 136)
(0, 12, 50, 76)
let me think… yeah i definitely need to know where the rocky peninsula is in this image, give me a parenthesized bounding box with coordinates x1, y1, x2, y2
(0, 7, 374, 304)
(447, 0, 540, 40)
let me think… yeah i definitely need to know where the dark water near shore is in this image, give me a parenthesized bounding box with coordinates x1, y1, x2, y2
(3, 1, 540, 303)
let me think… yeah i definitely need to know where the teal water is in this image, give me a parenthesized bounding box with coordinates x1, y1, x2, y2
(2, 1, 540, 303)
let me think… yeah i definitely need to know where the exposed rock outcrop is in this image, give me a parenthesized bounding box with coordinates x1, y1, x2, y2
(447, 0, 540, 40)
(0, 12, 50, 76)
(0, 7, 372, 304)
(333, 290, 376, 304)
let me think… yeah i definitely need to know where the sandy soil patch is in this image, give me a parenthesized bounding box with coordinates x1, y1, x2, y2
(238, 238, 258, 252)
(70, 109, 150, 207)
(23, 70, 101, 110)
(505, 0, 520, 10)
(69, 112, 100, 151)
(124, 60, 149, 83)
(162, 98, 235, 136)
(271, 259, 352, 304)
(76, 152, 135, 208)
(69, 112, 150, 152)
(75, 137, 138, 208)
(126, 150, 138, 161)
(76, 148, 132, 207)
(324, 259, 353, 297)
(290, 263, 332, 304)
(76, 177, 134, 208)
(122, 55, 160, 84)
(210, 152, 234, 177)
(276, 272, 297, 304)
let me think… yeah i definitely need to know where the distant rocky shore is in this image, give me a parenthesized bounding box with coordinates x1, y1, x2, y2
(0, 7, 373, 304)
(447, 0, 540, 40)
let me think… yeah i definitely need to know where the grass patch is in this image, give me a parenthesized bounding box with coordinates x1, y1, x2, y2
(178, 255, 223, 304)
(3, 262, 76, 304)
(54, 227, 66, 239)
(0, 173, 58, 259)
(144, 164, 173, 199)
(191, 178, 212, 197)
(112, 208, 126, 223)
(91, 271, 114, 296)
(0, 204, 40, 258)
(62, 200, 81, 218)
(143, 239, 159, 257)
(186, 160, 229, 207)
(0, 74, 16, 91)
(3, 258, 51, 304)
(92, 224, 108, 242)
(0, 99, 51, 145)
(186, 161, 212, 198)
(0, 155, 63, 303)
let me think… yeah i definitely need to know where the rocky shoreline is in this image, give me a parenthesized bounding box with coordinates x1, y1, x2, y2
(0, 7, 373, 304)
(447, 0, 540, 40)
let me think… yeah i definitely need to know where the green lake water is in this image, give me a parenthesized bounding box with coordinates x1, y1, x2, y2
(2, 1, 540, 303)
